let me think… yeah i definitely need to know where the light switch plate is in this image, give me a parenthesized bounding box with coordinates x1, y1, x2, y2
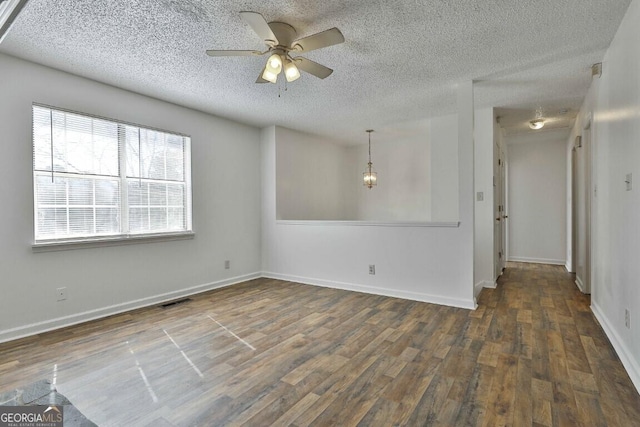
(626, 173, 632, 191)
(477, 192, 484, 201)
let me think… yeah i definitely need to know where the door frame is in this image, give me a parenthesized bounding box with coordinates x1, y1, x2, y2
(573, 118, 592, 294)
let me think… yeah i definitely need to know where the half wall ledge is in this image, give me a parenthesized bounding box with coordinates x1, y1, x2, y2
(276, 221, 460, 227)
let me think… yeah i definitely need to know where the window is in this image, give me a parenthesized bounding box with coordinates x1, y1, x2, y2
(32, 105, 192, 244)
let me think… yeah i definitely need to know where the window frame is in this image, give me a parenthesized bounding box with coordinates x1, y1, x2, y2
(31, 104, 194, 251)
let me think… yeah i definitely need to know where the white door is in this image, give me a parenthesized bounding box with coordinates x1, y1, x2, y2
(500, 146, 507, 272)
(575, 123, 591, 293)
(494, 139, 507, 279)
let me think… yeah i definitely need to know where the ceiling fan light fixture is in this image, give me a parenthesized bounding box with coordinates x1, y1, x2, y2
(206, 12, 345, 84)
(529, 119, 545, 130)
(265, 53, 282, 74)
(262, 67, 278, 83)
(284, 59, 301, 82)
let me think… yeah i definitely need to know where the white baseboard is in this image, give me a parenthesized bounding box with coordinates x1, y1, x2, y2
(591, 303, 640, 395)
(484, 280, 498, 289)
(0, 272, 261, 344)
(264, 272, 477, 310)
(474, 280, 495, 297)
(1, 270, 479, 343)
(508, 256, 566, 265)
(575, 276, 586, 293)
(565, 261, 573, 273)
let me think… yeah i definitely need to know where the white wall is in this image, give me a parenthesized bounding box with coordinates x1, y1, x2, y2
(0, 54, 262, 341)
(585, 0, 640, 392)
(275, 123, 447, 222)
(430, 114, 459, 221)
(474, 108, 496, 293)
(262, 105, 476, 309)
(276, 127, 350, 220)
(345, 133, 431, 221)
(507, 130, 567, 265)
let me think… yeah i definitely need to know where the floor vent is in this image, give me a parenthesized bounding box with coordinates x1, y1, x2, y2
(160, 298, 192, 308)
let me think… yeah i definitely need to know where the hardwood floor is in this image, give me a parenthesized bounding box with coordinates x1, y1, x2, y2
(1, 262, 639, 426)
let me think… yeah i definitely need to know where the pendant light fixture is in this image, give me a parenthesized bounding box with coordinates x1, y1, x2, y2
(363, 129, 377, 189)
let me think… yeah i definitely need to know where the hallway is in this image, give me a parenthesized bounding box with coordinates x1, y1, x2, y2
(478, 262, 640, 425)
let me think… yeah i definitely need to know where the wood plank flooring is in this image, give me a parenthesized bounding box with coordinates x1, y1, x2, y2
(1, 262, 639, 426)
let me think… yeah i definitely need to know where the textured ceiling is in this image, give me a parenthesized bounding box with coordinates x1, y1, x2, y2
(0, 0, 631, 144)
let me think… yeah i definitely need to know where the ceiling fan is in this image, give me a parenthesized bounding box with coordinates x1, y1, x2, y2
(206, 11, 344, 84)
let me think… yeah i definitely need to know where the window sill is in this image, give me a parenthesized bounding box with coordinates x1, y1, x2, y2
(32, 231, 195, 253)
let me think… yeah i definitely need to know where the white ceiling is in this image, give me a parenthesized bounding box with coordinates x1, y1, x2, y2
(0, 0, 631, 144)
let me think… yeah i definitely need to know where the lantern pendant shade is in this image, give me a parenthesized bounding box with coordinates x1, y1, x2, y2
(363, 129, 377, 188)
(364, 163, 377, 188)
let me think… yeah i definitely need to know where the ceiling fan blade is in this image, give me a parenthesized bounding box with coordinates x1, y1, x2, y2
(206, 50, 263, 57)
(292, 28, 344, 53)
(240, 11, 278, 45)
(294, 57, 333, 79)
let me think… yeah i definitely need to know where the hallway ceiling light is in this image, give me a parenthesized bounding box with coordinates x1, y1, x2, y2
(529, 119, 545, 130)
(363, 130, 377, 189)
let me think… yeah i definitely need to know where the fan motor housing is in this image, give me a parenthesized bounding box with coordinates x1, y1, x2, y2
(268, 22, 297, 48)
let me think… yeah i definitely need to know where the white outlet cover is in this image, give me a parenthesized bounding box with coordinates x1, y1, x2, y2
(626, 173, 632, 191)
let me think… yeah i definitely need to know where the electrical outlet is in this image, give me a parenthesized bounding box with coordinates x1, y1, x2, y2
(224, 260, 230, 270)
(369, 265, 375, 275)
(625, 309, 630, 329)
(56, 287, 67, 302)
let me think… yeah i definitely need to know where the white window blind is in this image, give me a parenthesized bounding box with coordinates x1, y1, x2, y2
(33, 105, 192, 243)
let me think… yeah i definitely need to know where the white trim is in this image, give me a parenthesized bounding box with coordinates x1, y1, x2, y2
(591, 303, 640, 394)
(276, 220, 460, 228)
(474, 280, 495, 298)
(474, 282, 483, 298)
(565, 261, 573, 272)
(575, 276, 586, 293)
(484, 280, 498, 289)
(507, 256, 566, 265)
(263, 271, 477, 310)
(0, 272, 260, 344)
(32, 231, 195, 252)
